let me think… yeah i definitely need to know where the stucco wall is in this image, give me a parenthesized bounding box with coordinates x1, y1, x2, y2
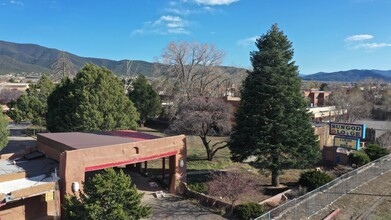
(314, 124, 333, 149)
(0, 194, 58, 220)
(58, 135, 187, 196)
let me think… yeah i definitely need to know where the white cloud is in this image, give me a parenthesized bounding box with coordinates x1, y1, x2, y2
(165, 0, 228, 16)
(238, 36, 257, 47)
(10, 0, 23, 5)
(160, 15, 182, 22)
(166, 7, 194, 16)
(344, 34, 391, 50)
(355, 43, 391, 49)
(135, 0, 236, 36)
(132, 15, 189, 36)
(345, 34, 373, 42)
(195, 0, 239, 5)
(169, 1, 178, 6)
(167, 27, 188, 34)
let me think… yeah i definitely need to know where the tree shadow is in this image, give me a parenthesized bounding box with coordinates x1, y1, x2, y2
(0, 139, 36, 154)
(187, 156, 209, 162)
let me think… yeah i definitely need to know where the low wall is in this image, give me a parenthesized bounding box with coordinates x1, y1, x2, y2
(185, 185, 291, 212)
(184, 186, 232, 211)
(259, 189, 291, 206)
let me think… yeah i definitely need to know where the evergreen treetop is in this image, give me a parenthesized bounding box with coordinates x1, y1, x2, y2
(64, 168, 151, 220)
(46, 64, 139, 132)
(0, 112, 9, 150)
(6, 75, 55, 126)
(128, 75, 161, 126)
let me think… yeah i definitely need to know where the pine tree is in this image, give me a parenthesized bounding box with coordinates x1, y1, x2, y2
(229, 24, 320, 186)
(0, 112, 9, 150)
(128, 75, 161, 126)
(63, 168, 151, 220)
(46, 64, 139, 132)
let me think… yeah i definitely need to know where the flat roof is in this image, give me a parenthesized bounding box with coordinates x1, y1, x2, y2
(0, 160, 21, 176)
(0, 155, 59, 202)
(0, 156, 58, 177)
(38, 130, 160, 150)
(0, 174, 58, 194)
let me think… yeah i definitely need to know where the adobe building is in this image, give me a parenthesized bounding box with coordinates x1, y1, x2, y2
(308, 106, 346, 122)
(0, 130, 187, 219)
(303, 89, 331, 107)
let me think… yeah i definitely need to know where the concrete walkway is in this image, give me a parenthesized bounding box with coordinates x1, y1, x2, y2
(129, 172, 226, 220)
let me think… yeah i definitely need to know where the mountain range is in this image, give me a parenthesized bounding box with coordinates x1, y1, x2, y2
(0, 40, 155, 76)
(301, 69, 391, 82)
(0, 40, 390, 82)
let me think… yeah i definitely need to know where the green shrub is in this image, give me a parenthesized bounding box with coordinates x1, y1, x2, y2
(188, 182, 208, 193)
(298, 170, 333, 191)
(364, 144, 389, 161)
(348, 150, 370, 167)
(234, 203, 264, 220)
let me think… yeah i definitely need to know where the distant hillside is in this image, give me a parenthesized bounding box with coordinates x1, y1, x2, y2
(0, 40, 155, 76)
(302, 69, 391, 82)
(0, 40, 246, 77)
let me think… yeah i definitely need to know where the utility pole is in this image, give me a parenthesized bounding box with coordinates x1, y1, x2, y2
(52, 50, 74, 81)
(124, 60, 139, 94)
(62, 51, 66, 78)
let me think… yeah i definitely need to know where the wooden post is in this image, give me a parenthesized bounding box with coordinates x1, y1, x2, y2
(144, 161, 148, 175)
(162, 157, 166, 181)
(136, 162, 141, 173)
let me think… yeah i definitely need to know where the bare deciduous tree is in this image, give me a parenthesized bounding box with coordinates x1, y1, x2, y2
(0, 89, 22, 104)
(168, 97, 232, 161)
(207, 171, 258, 214)
(327, 88, 372, 122)
(157, 41, 227, 99)
(358, 77, 386, 106)
(376, 131, 391, 149)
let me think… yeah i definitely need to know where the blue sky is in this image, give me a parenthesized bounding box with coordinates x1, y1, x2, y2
(1, 0, 391, 74)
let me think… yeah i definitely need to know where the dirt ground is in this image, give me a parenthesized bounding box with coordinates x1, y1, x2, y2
(310, 170, 391, 220)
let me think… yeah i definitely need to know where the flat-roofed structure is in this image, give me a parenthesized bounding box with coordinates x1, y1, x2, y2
(0, 153, 60, 219)
(0, 130, 186, 219)
(36, 130, 187, 198)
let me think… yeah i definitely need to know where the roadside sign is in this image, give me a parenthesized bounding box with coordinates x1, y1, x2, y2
(330, 122, 366, 139)
(334, 136, 360, 150)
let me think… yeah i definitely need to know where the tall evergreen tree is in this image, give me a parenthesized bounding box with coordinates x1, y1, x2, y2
(63, 168, 151, 220)
(46, 64, 139, 132)
(0, 112, 9, 150)
(6, 75, 55, 126)
(229, 24, 320, 186)
(128, 75, 161, 126)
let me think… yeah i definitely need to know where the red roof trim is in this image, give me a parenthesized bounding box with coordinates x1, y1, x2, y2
(84, 150, 178, 172)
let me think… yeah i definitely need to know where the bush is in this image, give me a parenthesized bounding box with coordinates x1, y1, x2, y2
(286, 186, 307, 199)
(188, 182, 208, 193)
(364, 144, 389, 161)
(234, 203, 264, 220)
(298, 170, 333, 191)
(348, 150, 370, 167)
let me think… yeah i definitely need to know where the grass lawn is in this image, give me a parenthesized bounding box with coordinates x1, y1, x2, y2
(137, 126, 239, 171)
(138, 126, 305, 195)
